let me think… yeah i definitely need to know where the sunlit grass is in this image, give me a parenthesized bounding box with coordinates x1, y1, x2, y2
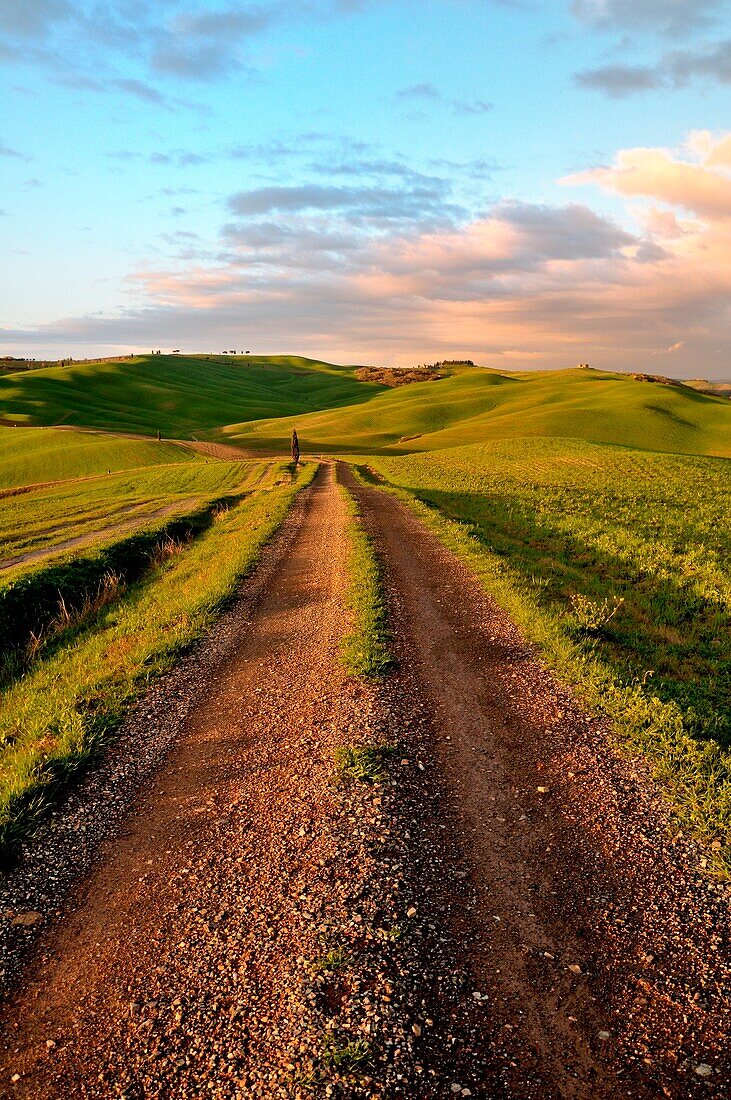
(0, 458, 287, 568)
(0, 426, 193, 489)
(364, 437, 731, 872)
(0, 354, 383, 437)
(214, 365, 731, 459)
(338, 477, 393, 678)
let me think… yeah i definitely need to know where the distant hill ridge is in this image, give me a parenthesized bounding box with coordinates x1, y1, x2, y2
(0, 354, 728, 459)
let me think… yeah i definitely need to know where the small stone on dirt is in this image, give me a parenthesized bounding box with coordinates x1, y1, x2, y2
(695, 1064, 713, 1077)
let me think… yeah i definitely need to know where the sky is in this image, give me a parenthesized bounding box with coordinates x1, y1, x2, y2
(1, 0, 730, 378)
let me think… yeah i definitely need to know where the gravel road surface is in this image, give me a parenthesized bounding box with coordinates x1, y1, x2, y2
(0, 463, 728, 1098)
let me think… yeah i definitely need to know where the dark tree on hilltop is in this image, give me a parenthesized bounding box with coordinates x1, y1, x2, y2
(291, 429, 300, 466)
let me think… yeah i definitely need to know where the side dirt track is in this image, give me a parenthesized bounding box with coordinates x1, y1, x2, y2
(0, 497, 202, 572)
(0, 463, 727, 1098)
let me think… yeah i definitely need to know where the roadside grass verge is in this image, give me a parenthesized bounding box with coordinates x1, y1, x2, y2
(361, 440, 731, 876)
(0, 495, 250, 684)
(337, 475, 392, 678)
(0, 464, 316, 864)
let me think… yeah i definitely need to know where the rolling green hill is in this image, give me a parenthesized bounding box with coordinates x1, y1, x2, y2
(0, 354, 383, 438)
(0, 427, 198, 490)
(0, 356, 728, 460)
(212, 365, 731, 459)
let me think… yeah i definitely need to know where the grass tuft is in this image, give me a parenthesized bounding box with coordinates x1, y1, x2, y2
(321, 1034, 372, 1075)
(333, 743, 396, 785)
(312, 944, 353, 972)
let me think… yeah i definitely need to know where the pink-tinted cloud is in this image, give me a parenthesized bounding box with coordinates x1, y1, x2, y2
(4, 132, 730, 378)
(562, 132, 731, 218)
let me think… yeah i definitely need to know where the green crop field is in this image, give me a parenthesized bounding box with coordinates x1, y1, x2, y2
(0, 426, 195, 490)
(363, 437, 731, 860)
(0, 354, 383, 438)
(0, 457, 286, 574)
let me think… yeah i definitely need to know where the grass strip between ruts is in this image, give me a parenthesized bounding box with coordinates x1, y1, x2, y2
(349, 464, 731, 879)
(337, 473, 393, 679)
(0, 463, 317, 864)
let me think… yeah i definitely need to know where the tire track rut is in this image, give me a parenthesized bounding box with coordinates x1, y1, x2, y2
(342, 464, 731, 1099)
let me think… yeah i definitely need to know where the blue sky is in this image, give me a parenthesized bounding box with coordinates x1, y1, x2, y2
(1, 0, 730, 376)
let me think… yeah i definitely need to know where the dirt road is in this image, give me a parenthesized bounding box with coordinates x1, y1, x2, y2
(0, 465, 728, 1097)
(0, 464, 369, 1096)
(342, 466, 731, 1098)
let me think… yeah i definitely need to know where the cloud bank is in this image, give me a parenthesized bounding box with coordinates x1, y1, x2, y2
(4, 132, 730, 376)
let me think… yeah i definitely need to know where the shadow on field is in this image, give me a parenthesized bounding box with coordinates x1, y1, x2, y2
(410, 488, 730, 750)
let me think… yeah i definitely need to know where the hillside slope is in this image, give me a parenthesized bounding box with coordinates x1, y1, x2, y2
(0, 354, 383, 437)
(213, 366, 731, 458)
(0, 427, 198, 490)
(0, 356, 727, 459)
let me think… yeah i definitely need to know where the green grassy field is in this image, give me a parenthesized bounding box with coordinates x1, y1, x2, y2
(363, 437, 731, 865)
(2, 357, 727, 460)
(0, 355, 383, 438)
(1, 352, 729, 870)
(0, 426, 196, 490)
(0, 458, 286, 571)
(213, 365, 731, 459)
